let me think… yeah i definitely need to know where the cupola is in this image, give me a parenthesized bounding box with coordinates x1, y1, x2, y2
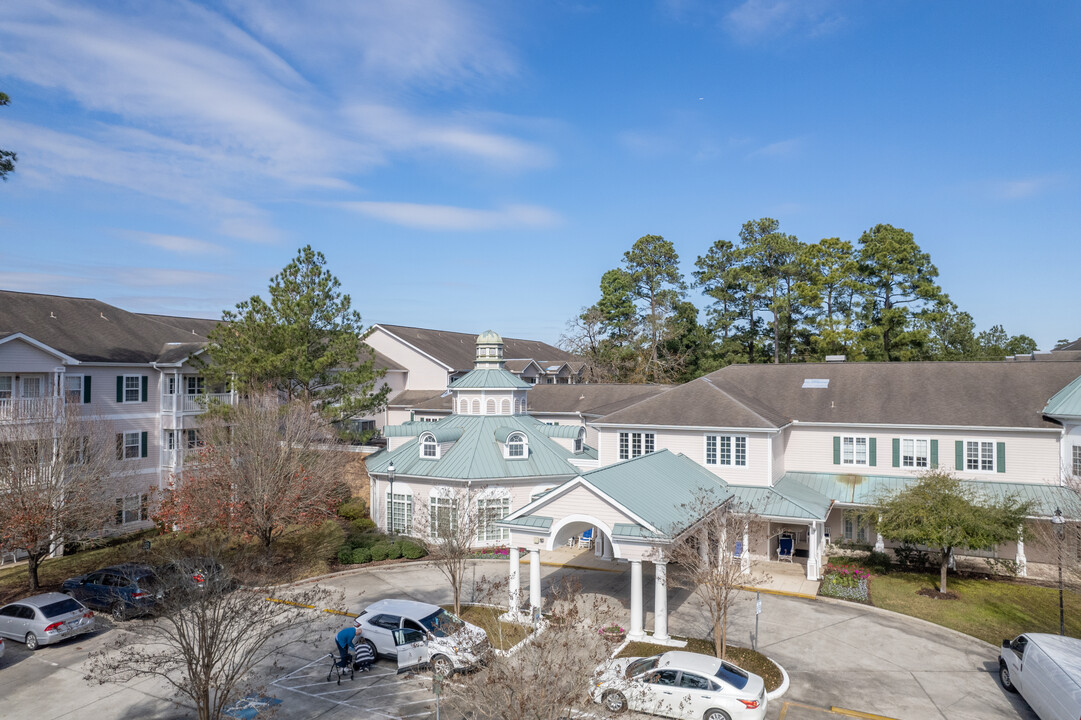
(475, 330, 505, 369)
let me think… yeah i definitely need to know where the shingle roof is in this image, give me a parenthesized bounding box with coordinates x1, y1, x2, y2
(598, 361, 1081, 430)
(0, 290, 218, 364)
(388, 390, 447, 408)
(1055, 337, 1081, 351)
(375, 323, 576, 372)
(366, 414, 581, 481)
(521, 383, 673, 416)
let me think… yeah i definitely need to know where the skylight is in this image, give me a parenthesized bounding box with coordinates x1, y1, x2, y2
(802, 379, 829, 389)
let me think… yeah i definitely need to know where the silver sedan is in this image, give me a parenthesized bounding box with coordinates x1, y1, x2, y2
(0, 592, 95, 650)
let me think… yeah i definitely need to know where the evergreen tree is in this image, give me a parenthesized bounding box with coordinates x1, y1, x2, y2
(622, 235, 687, 382)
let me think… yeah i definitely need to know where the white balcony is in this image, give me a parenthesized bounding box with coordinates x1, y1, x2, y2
(160, 392, 234, 415)
(0, 396, 64, 422)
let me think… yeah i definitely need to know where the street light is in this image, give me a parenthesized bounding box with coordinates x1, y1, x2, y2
(386, 462, 396, 534)
(1052, 507, 1066, 636)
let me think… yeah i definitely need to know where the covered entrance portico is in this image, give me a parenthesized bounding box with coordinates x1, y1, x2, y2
(497, 450, 737, 642)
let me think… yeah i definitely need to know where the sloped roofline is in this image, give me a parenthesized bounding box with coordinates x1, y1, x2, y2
(371, 324, 454, 372)
(500, 474, 663, 536)
(0, 333, 81, 365)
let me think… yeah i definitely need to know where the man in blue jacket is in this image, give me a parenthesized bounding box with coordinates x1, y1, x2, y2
(335, 620, 362, 668)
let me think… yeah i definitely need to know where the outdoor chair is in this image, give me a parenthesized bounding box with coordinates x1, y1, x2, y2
(577, 528, 594, 549)
(777, 533, 795, 562)
(823, 526, 831, 545)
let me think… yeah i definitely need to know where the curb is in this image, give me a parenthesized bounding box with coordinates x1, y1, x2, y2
(737, 584, 818, 601)
(765, 656, 790, 701)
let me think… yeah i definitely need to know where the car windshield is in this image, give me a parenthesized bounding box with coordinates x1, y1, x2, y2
(40, 598, 83, 618)
(420, 609, 464, 637)
(716, 661, 749, 690)
(626, 656, 661, 678)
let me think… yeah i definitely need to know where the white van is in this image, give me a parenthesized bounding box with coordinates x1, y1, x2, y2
(355, 598, 489, 676)
(999, 633, 1081, 720)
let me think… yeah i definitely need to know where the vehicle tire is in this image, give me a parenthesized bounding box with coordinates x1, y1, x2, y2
(362, 640, 377, 659)
(703, 710, 731, 720)
(110, 602, 126, 621)
(999, 660, 1017, 693)
(25, 632, 39, 651)
(602, 690, 627, 714)
(431, 654, 454, 677)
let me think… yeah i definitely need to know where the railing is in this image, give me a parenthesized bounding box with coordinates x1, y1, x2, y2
(160, 392, 234, 414)
(0, 396, 64, 422)
(161, 449, 181, 468)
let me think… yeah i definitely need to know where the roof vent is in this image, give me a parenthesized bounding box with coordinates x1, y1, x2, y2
(824, 355, 846, 363)
(100, 312, 108, 321)
(802, 379, 829, 389)
(49, 311, 56, 319)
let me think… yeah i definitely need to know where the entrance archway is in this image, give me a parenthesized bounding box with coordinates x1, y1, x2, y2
(546, 514, 619, 558)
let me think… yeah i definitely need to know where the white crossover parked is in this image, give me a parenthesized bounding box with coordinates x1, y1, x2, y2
(1000, 633, 1081, 720)
(354, 598, 489, 676)
(590, 650, 767, 720)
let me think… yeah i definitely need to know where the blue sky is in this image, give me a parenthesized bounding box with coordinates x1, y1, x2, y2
(1, 1, 1078, 349)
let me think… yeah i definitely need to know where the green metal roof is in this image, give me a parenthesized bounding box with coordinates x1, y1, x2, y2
(728, 484, 831, 521)
(449, 368, 532, 389)
(502, 515, 553, 530)
(580, 450, 731, 536)
(366, 414, 579, 481)
(1044, 374, 1081, 418)
(423, 426, 464, 443)
(612, 523, 661, 539)
(535, 424, 582, 439)
(575, 446, 598, 460)
(383, 422, 427, 437)
(495, 426, 526, 443)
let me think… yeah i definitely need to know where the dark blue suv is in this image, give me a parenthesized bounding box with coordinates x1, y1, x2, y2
(62, 563, 161, 619)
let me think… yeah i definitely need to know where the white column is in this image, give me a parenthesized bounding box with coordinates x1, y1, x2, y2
(508, 547, 521, 615)
(806, 522, 819, 580)
(653, 560, 669, 641)
(741, 528, 750, 573)
(594, 529, 603, 557)
(602, 533, 614, 560)
(1016, 526, 1028, 577)
(698, 529, 709, 566)
(628, 559, 644, 640)
(529, 548, 542, 612)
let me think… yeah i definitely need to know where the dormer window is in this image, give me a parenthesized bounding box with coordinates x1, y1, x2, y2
(574, 428, 586, 453)
(420, 432, 438, 459)
(507, 432, 526, 458)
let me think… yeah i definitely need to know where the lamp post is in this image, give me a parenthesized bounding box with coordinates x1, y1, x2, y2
(1052, 507, 1066, 636)
(387, 462, 396, 535)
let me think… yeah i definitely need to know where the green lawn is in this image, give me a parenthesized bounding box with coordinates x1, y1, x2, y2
(446, 604, 531, 651)
(618, 639, 783, 692)
(865, 572, 1081, 645)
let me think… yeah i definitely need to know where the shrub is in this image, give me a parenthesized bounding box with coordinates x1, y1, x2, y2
(369, 543, 391, 562)
(337, 545, 354, 564)
(350, 517, 377, 535)
(351, 547, 372, 564)
(337, 497, 368, 522)
(384, 542, 402, 560)
(865, 550, 892, 574)
(894, 543, 931, 570)
(400, 540, 427, 560)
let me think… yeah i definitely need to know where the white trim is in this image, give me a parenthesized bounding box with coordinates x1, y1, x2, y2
(792, 420, 1060, 434)
(0, 333, 81, 364)
(502, 475, 664, 536)
(840, 435, 870, 466)
(594, 422, 782, 433)
(82, 413, 159, 421)
(545, 514, 621, 557)
(898, 436, 932, 469)
(370, 325, 455, 372)
(963, 438, 998, 473)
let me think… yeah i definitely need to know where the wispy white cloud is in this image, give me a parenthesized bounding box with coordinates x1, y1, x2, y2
(104, 268, 231, 288)
(990, 174, 1065, 200)
(749, 137, 803, 158)
(341, 201, 561, 231)
(725, 0, 845, 40)
(0, 272, 91, 292)
(124, 232, 226, 255)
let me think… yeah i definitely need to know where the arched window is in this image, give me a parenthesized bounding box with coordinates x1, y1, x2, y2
(471, 399, 480, 414)
(507, 432, 526, 458)
(486, 399, 496, 414)
(516, 397, 525, 414)
(575, 427, 586, 453)
(459, 398, 468, 414)
(420, 433, 437, 458)
(500, 398, 511, 414)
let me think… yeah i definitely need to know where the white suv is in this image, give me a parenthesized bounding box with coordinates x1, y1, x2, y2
(355, 599, 489, 675)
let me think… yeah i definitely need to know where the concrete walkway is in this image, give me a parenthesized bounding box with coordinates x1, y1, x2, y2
(324, 559, 1037, 720)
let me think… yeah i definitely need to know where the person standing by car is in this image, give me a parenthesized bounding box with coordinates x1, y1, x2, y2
(335, 620, 363, 668)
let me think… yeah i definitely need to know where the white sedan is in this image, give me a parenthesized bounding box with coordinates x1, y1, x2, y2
(590, 650, 767, 720)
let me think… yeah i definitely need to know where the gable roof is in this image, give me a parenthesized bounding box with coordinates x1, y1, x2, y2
(598, 361, 1081, 430)
(374, 323, 576, 372)
(0, 290, 218, 364)
(1043, 374, 1081, 419)
(522, 383, 673, 416)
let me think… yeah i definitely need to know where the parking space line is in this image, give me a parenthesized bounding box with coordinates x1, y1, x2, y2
(776, 701, 899, 720)
(830, 707, 898, 720)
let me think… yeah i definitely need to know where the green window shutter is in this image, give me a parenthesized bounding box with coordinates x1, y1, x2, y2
(83, 375, 91, 403)
(116, 376, 124, 403)
(141, 431, 148, 458)
(868, 437, 877, 467)
(141, 376, 148, 402)
(892, 438, 900, 468)
(116, 434, 124, 460)
(833, 436, 841, 465)
(997, 442, 1006, 473)
(955, 440, 964, 470)
(930, 439, 939, 467)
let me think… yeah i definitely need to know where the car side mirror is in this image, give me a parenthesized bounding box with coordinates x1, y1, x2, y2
(1002, 639, 1011, 648)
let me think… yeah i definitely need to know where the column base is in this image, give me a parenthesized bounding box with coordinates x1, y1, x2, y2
(626, 630, 647, 641)
(499, 610, 529, 624)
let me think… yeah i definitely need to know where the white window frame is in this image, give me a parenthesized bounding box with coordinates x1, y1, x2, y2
(420, 433, 438, 459)
(500, 398, 511, 414)
(619, 431, 655, 460)
(0, 375, 11, 400)
(186, 376, 205, 395)
(122, 431, 141, 460)
(428, 492, 459, 540)
(65, 375, 84, 404)
(116, 493, 149, 525)
(574, 428, 585, 453)
(185, 429, 203, 450)
(900, 437, 930, 469)
(477, 495, 510, 543)
(21, 376, 43, 398)
(705, 434, 747, 467)
(123, 375, 141, 403)
(165, 376, 177, 395)
(705, 435, 717, 465)
(459, 399, 468, 414)
(386, 489, 413, 534)
(505, 432, 527, 459)
(965, 440, 995, 473)
(1073, 445, 1081, 478)
(841, 435, 869, 466)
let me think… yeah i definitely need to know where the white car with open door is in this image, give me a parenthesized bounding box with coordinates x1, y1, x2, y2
(355, 598, 489, 676)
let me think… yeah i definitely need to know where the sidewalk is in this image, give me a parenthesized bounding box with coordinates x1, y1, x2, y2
(742, 559, 822, 599)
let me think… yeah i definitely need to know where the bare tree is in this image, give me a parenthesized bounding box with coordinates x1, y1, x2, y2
(445, 577, 617, 720)
(663, 494, 765, 659)
(0, 403, 121, 590)
(156, 392, 347, 551)
(86, 541, 341, 720)
(416, 485, 484, 616)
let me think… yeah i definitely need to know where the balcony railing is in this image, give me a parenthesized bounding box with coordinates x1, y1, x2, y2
(160, 392, 234, 414)
(0, 397, 64, 422)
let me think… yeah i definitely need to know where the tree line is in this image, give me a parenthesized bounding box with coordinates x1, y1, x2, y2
(561, 220, 1037, 384)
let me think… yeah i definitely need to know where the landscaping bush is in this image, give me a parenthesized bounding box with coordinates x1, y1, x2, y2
(349, 517, 377, 535)
(400, 540, 427, 560)
(894, 543, 931, 570)
(819, 563, 871, 603)
(351, 547, 372, 564)
(384, 543, 402, 560)
(865, 550, 893, 574)
(369, 543, 391, 562)
(337, 497, 368, 522)
(337, 545, 354, 564)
